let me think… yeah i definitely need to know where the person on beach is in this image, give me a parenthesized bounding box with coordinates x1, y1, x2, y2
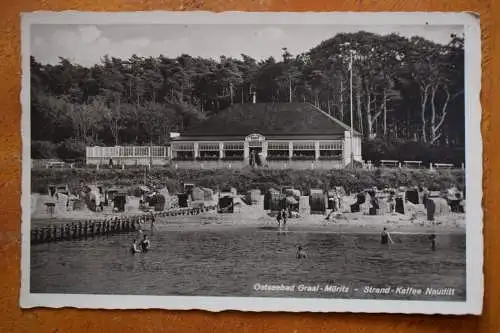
(130, 239, 141, 254)
(136, 219, 144, 237)
(387, 193, 395, 214)
(296, 245, 307, 259)
(281, 209, 288, 231)
(149, 211, 156, 232)
(140, 235, 151, 252)
(381, 227, 394, 245)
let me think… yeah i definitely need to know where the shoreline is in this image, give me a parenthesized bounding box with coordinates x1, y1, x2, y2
(146, 219, 465, 235)
(31, 210, 466, 235)
(141, 209, 466, 235)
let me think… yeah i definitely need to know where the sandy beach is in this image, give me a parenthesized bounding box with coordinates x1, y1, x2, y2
(31, 192, 465, 234)
(149, 209, 465, 234)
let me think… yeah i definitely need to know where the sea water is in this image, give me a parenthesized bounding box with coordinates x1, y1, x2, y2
(30, 228, 466, 301)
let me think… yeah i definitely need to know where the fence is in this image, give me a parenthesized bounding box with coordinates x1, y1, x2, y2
(31, 158, 465, 171)
(31, 205, 217, 244)
(363, 160, 464, 170)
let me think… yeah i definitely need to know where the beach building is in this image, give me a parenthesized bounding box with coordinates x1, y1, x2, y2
(85, 102, 362, 169)
(85, 145, 169, 166)
(170, 102, 362, 169)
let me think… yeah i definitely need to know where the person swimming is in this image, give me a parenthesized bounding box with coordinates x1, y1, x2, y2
(381, 227, 394, 245)
(140, 235, 151, 252)
(296, 245, 307, 259)
(130, 239, 141, 254)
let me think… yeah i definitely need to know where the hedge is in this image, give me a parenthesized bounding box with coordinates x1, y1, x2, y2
(31, 167, 464, 196)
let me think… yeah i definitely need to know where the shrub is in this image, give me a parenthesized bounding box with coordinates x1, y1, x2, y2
(266, 156, 289, 161)
(56, 139, 86, 161)
(362, 139, 465, 166)
(196, 156, 220, 161)
(31, 140, 58, 159)
(291, 156, 315, 161)
(221, 156, 244, 161)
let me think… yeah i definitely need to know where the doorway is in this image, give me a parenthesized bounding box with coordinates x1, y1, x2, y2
(249, 147, 263, 166)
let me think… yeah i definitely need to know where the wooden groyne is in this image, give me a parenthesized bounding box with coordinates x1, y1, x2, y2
(31, 205, 217, 244)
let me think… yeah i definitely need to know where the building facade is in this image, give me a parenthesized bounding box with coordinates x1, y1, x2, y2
(85, 103, 362, 169)
(86, 145, 169, 166)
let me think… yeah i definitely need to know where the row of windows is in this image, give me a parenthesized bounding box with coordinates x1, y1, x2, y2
(87, 146, 167, 158)
(87, 142, 343, 157)
(171, 141, 343, 152)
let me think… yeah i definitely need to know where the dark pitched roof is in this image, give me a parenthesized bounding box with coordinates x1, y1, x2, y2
(171, 134, 345, 142)
(179, 103, 360, 137)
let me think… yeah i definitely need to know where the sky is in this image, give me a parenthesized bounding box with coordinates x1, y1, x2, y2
(31, 24, 463, 67)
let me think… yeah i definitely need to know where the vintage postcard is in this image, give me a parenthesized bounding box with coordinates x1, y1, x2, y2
(20, 11, 483, 315)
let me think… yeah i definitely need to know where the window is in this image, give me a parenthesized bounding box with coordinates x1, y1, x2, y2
(292, 142, 315, 159)
(151, 146, 166, 157)
(267, 141, 289, 160)
(198, 143, 220, 160)
(319, 141, 343, 159)
(172, 143, 194, 160)
(123, 146, 134, 157)
(223, 142, 244, 160)
(136, 147, 149, 156)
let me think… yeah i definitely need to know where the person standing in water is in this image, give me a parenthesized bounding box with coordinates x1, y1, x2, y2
(130, 239, 141, 254)
(140, 235, 151, 252)
(296, 245, 307, 259)
(381, 227, 394, 245)
(430, 234, 436, 251)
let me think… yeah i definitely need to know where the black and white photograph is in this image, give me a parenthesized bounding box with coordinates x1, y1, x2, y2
(20, 12, 483, 314)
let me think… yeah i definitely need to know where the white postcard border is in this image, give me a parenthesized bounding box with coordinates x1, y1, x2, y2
(20, 11, 483, 315)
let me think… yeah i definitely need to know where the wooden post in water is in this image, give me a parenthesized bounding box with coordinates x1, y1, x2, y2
(52, 225, 57, 241)
(77, 222, 82, 239)
(40, 228, 44, 243)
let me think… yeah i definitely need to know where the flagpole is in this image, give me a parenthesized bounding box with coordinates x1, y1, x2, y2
(349, 50, 354, 168)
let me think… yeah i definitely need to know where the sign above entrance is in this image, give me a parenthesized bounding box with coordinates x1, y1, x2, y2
(245, 133, 266, 142)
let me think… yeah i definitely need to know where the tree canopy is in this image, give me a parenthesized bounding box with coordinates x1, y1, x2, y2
(31, 30, 465, 161)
